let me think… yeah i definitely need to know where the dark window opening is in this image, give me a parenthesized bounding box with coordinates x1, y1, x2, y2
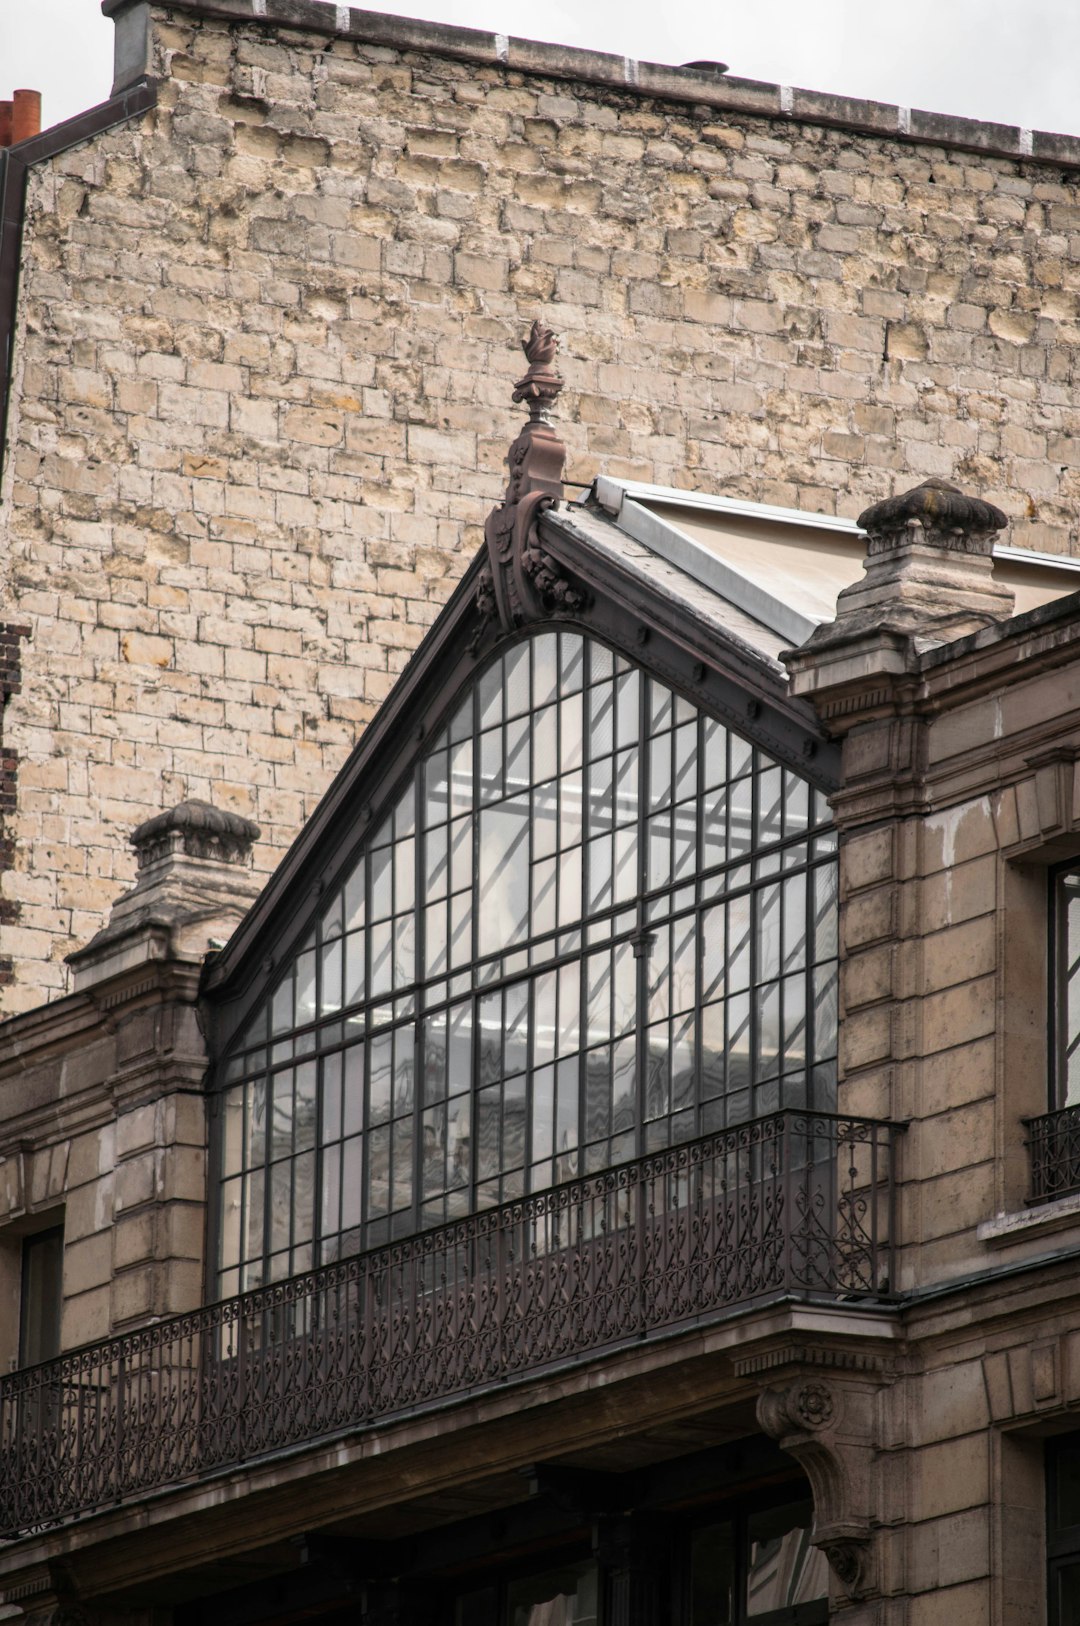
(448, 1494, 826, 1626)
(1048, 1433, 1080, 1625)
(691, 1498, 827, 1625)
(18, 1223, 63, 1368)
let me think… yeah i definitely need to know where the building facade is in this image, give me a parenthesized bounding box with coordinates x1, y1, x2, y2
(1, 0, 1080, 1006)
(3, 4, 1080, 1622)
(3, 329, 1080, 1623)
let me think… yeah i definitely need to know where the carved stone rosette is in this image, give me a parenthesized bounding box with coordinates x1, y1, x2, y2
(472, 321, 588, 649)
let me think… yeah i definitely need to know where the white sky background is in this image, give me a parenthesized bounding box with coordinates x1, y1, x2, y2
(2, 0, 1079, 139)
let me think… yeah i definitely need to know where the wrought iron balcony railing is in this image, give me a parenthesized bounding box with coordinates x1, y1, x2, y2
(0, 1110, 902, 1540)
(1026, 1103, 1080, 1203)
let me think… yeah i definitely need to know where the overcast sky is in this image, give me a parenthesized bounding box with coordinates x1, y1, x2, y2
(3, 0, 1079, 139)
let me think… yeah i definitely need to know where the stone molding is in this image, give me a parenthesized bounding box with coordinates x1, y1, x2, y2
(115, 0, 1080, 174)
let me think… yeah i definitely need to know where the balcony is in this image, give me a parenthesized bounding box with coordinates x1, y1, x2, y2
(1026, 1103, 1080, 1203)
(0, 1110, 902, 1541)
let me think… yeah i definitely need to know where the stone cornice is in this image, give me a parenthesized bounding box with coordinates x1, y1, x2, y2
(916, 592, 1080, 710)
(127, 0, 1080, 173)
(0, 958, 202, 1077)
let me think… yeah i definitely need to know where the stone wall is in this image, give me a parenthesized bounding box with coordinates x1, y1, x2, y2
(0, 975, 210, 1359)
(2, 0, 1080, 1006)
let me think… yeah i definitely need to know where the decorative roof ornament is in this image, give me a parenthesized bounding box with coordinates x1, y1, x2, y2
(511, 320, 564, 422)
(473, 319, 587, 647)
(131, 799, 261, 870)
(857, 478, 1007, 556)
(783, 475, 1017, 716)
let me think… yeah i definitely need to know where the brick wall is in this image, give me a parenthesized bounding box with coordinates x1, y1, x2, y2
(0, 0, 1078, 1007)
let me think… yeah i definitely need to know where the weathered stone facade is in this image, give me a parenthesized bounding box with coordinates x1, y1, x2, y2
(1, 0, 1080, 1008)
(6, 456, 1080, 1623)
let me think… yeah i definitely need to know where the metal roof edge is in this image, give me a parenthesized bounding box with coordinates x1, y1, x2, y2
(592, 476, 865, 537)
(992, 542, 1080, 575)
(594, 478, 1080, 588)
(603, 492, 822, 649)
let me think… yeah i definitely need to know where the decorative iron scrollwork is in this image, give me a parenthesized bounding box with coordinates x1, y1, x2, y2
(0, 1111, 899, 1540)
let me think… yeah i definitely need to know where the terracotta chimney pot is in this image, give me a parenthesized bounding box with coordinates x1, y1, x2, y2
(0, 102, 12, 148)
(12, 89, 42, 145)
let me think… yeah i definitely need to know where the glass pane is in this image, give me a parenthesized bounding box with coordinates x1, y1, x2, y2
(479, 799, 530, 957)
(559, 632, 584, 694)
(814, 862, 839, 962)
(746, 1501, 828, 1615)
(214, 628, 838, 1288)
(1064, 874, 1080, 1106)
(19, 1229, 64, 1368)
(533, 632, 558, 708)
(505, 641, 530, 718)
(507, 1563, 598, 1626)
(370, 1033, 392, 1125)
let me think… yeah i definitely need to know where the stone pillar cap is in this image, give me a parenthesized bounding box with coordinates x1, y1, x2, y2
(131, 799, 260, 870)
(67, 800, 263, 993)
(858, 479, 1007, 553)
(783, 477, 1017, 707)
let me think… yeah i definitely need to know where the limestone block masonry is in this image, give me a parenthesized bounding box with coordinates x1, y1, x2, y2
(2, 0, 1080, 1008)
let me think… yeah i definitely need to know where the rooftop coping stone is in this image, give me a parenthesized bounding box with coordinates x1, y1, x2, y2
(101, 0, 1080, 172)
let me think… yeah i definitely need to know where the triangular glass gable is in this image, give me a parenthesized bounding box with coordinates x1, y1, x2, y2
(214, 630, 838, 1297)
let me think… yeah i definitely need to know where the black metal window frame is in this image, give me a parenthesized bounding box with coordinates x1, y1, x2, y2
(210, 628, 840, 1299)
(1026, 863, 1080, 1203)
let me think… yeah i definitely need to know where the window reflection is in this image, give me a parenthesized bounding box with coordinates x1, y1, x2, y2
(507, 1563, 598, 1626)
(746, 1502, 828, 1616)
(216, 632, 839, 1294)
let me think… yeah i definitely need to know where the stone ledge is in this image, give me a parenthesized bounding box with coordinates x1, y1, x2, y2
(977, 1191, 1080, 1247)
(127, 0, 1080, 171)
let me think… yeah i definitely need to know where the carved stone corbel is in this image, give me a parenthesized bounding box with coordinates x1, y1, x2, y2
(471, 321, 589, 652)
(754, 1369, 885, 1601)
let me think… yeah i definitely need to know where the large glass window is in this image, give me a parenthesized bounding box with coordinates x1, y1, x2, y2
(214, 631, 838, 1297)
(1029, 866, 1080, 1204)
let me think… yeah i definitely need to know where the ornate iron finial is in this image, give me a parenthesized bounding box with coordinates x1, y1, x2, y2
(511, 320, 564, 422)
(471, 320, 585, 649)
(858, 478, 1007, 556)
